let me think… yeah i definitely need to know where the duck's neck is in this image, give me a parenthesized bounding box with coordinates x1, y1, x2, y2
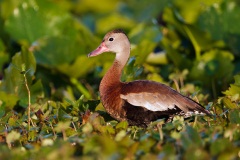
(100, 50, 130, 93)
(100, 60, 123, 87)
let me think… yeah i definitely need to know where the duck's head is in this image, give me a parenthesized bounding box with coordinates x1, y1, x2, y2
(88, 29, 130, 58)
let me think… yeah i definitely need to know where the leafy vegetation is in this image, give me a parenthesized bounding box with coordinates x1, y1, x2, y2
(0, 0, 240, 159)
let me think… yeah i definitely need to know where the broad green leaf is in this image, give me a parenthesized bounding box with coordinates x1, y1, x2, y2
(96, 13, 136, 34)
(0, 91, 18, 110)
(122, 57, 144, 81)
(33, 35, 80, 66)
(1, 47, 36, 95)
(124, 0, 170, 22)
(4, 1, 49, 43)
(73, 0, 119, 14)
(0, 0, 24, 19)
(190, 50, 234, 84)
(183, 25, 219, 59)
(162, 42, 192, 69)
(4, 0, 72, 44)
(173, 0, 221, 24)
(57, 55, 98, 78)
(129, 24, 162, 44)
(30, 18, 98, 70)
(198, 1, 240, 40)
(131, 40, 157, 65)
(0, 47, 44, 107)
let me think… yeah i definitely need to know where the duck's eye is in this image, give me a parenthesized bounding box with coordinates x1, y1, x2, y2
(109, 37, 114, 41)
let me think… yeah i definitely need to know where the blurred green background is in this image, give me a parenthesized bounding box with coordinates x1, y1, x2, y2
(1, 0, 240, 105)
(0, 0, 240, 159)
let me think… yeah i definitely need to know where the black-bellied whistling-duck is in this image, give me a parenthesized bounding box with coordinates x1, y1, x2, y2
(88, 29, 211, 127)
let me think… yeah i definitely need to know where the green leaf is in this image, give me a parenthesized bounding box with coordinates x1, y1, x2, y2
(158, 143, 176, 159)
(210, 138, 231, 156)
(57, 55, 98, 78)
(96, 13, 136, 34)
(33, 35, 79, 66)
(116, 121, 128, 130)
(5, 0, 49, 43)
(222, 97, 238, 109)
(0, 47, 44, 107)
(115, 130, 127, 141)
(229, 109, 240, 124)
(223, 74, 240, 100)
(198, 1, 240, 40)
(83, 135, 117, 156)
(73, 0, 119, 14)
(1, 47, 36, 95)
(131, 40, 157, 65)
(190, 49, 234, 85)
(122, 57, 144, 81)
(4, 0, 71, 44)
(0, 40, 9, 75)
(124, 0, 169, 22)
(129, 24, 162, 44)
(0, 91, 18, 111)
(183, 25, 217, 59)
(181, 126, 202, 150)
(1, 0, 240, 159)
(174, 0, 218, 24)
(0, 102, 6, 118)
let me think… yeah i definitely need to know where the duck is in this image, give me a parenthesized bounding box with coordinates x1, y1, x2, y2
(88, 29, 211, 127)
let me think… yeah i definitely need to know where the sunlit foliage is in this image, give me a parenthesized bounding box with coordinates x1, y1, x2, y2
(0, 0, 240, 159)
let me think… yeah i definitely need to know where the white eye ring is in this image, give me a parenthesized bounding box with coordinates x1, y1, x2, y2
(109, 37, 114, 41)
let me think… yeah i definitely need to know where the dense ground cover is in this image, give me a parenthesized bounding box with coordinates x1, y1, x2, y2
(0, 0, 240, 159)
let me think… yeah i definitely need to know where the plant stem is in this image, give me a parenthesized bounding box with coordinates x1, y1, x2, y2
(23, 73, 31, 131)
(157, 123, 163, 142)
(173, 79, 180, 93)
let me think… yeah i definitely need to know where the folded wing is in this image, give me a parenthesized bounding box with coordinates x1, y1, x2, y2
(120, 80, 210, 115)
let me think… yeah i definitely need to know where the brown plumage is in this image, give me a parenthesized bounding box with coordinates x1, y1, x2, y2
(88, 29, 211, 127)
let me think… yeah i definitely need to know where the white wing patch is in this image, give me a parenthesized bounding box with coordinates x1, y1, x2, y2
(120, 92, 176, 111)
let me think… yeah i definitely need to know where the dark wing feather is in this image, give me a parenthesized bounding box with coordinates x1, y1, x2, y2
(121, 80, 210, 115)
